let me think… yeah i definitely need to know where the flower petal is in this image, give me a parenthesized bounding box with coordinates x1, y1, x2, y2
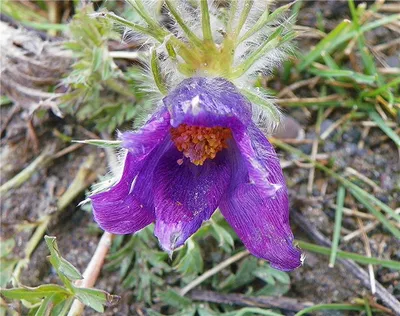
(153, 146, 231, 252)
(163, 77, 252, 129)
(120, 108, 171, 158)
(220, 125, 302, 271)
(90, 109, 171, 234)
(90, 152, 155, 234)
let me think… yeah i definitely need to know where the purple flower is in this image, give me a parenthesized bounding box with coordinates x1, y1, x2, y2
(91, 77, 302, 271)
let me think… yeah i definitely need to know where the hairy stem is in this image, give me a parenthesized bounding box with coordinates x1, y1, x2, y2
(67, 232, 114, 316)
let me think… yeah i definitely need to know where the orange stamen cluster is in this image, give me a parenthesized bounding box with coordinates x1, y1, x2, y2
(170, 124, 232, 166)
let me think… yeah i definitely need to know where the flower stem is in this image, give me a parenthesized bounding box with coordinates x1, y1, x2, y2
(67, 232, 114, 316)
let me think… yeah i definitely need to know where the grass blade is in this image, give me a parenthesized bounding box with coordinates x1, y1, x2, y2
(299, 14, 400, 71)
(329, 186, 345, 267)
(350, 188, 400, 239)
(309, 68, 376, 84)
(272, 139, 400, 224)
(296, 241, 400, 270)
(368, 111, 400, 147)
(295, 303, 365, 316)
(298, 20, 351, 71)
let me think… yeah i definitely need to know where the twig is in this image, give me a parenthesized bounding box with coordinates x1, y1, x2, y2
(0, 104, 20, 137)
(180, 250, 249, 296)
(344, 167, 382, 193)
(1, 143, 84, 194)
(358, 126, 371, 149)
(67, 232, 114, 316)
(361, 121, 396, 128)
(26, 118, 40, 153)
(277, 77, 320, 98)
(275, 95, 342, 106)
(292, 210, 400, 314)
(189, 290, 313, 312)
(52, 143, 84, 160)
(374, 38, 400, 52)
(377, 67, 400, 75)
(109, 51, 141, 60)
(357, 218, 376, 294)
(343, 208, 400, 242)
(294, 25, 325, 39)
(0, 145, 54, 194)
(320, 113, 352, 140)
(379, 3, 400, 13)
(307, 108, 324, 194)
(11, 155, 98, 284)
(333, 205, 375, 220)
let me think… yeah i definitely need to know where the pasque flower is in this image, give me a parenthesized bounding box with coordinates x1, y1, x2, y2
(91, 77, 301, 271)
(91, 0, 303, 271)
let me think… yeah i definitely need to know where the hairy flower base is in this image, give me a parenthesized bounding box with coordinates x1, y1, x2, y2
(171, 124, 231, 165)
(91, 77, 302, 271)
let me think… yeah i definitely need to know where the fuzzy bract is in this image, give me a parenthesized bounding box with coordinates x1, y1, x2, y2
(90, 77, 302, 271)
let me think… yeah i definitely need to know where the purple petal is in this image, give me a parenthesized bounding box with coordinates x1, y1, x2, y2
(90, 109, 171, 234)
(91, 152, 155, 234)
(233, 127, 282, 197)
(153, 146, 231, 252)
(163, 77, 252, 130)
(120, 108, 171, 158)
(220, 125, 302, 271)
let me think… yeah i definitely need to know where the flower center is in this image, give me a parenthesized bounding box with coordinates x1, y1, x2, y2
(170, 124, 232, 166)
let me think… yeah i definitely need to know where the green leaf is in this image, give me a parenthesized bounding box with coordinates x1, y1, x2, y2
(0, 238, 15, 258)
(158, 289, 192, 309)
(0, 259, 18, 287)
(34, 293, 66, 316)
(253, 265, 290, 296)
(211, 220, 235, 249)
(44, 236, 83, 282)
(72, 287, 119, 313)
(92, 47, 104, 73)
(0, 285, 70, 304)
(238, 2, 293, 43)
(150, 49, 168, 95)
(222, 307, 284, 316)
(72, 139, 122, 148)
(269, 267, 290, 285)
(219, 256, 258, 291)
(174, 239, 204, 276)
(253, 267, 276, 286)
(295, 303, 365, 316)
(0, 96, 12, 106)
